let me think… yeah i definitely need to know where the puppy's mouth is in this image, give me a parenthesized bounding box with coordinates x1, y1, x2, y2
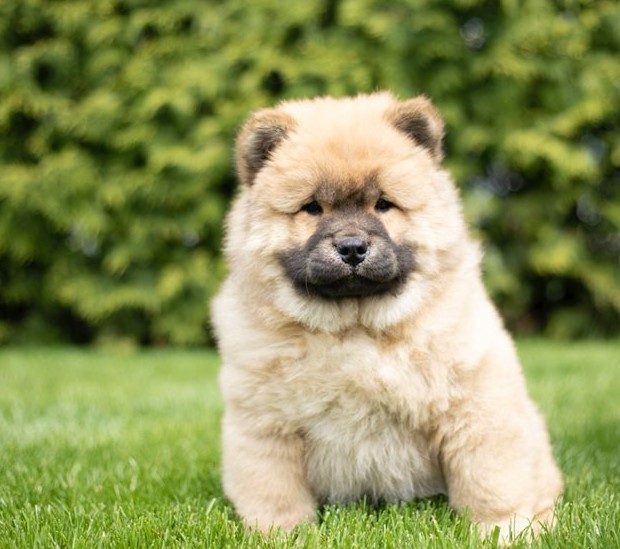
(302, 271, 400, 299)
(280, 241, 415, 300)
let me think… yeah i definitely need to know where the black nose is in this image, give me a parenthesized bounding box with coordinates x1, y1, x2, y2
(336, 237, 369, 266)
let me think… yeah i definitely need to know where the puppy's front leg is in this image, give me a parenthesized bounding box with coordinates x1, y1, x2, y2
(221, 409, 317, 532)
(439, 403, 562, 542)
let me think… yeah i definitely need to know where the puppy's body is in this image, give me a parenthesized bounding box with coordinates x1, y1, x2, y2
(212, 93, 562, 538)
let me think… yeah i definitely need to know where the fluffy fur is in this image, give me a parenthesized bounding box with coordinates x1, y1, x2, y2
(211, 92, 562, 541)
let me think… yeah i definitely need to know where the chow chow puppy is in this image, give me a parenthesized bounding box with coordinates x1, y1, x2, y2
(211, 92, 562, 540)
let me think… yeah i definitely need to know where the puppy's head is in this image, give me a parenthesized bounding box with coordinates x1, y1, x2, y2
(227, 93, 472, 331)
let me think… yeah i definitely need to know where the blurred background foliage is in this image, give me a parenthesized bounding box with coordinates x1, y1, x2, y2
(0, 0, 618, 346)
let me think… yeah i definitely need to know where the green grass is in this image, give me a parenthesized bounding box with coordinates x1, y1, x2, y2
(0, 341, 618, 548)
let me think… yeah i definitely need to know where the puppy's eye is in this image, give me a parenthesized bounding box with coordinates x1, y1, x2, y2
(375, 198, 394, 213)
(300, 201, 323, 216)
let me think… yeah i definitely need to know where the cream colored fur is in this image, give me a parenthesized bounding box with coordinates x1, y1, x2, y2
(212, 92, 562, 541)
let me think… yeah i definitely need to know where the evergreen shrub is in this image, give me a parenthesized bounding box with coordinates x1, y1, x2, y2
(0, 0, 618, 344)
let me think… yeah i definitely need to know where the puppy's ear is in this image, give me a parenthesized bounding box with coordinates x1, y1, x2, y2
(235, 109, 296, 186)
(385, 96, 444, 162)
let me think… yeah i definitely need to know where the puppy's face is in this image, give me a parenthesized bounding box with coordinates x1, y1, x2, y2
(228, 93, 470, 330)
(278, 180, 415, 300)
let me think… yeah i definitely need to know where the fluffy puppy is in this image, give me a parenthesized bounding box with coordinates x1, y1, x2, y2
(211, 92, 562, 540)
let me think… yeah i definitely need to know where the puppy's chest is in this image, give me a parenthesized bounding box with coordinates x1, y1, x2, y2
(289, 334, 449, 502)
(288, 333, 450, 431)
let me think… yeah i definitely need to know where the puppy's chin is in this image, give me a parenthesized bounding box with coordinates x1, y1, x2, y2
(269, 272, 428, 334)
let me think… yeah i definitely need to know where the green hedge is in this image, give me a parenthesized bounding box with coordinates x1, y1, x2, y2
(1, 0, 619, 345)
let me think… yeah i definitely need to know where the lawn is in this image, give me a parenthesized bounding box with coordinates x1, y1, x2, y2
(0, 341, 618, 548)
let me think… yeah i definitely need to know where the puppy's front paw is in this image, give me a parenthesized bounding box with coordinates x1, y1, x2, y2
(477, 507, 556, 544)
(243, 500, 316, 533)
(477, 516, 531, 544)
